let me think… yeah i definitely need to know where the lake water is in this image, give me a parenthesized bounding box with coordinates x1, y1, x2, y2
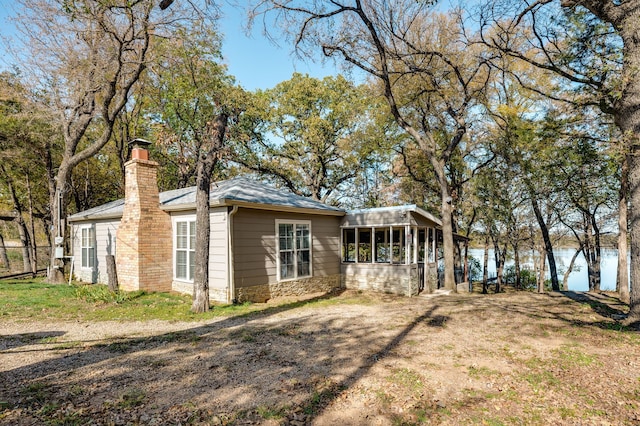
(467, 248, 629, 292)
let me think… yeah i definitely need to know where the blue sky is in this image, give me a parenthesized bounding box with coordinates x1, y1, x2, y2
(218, 3, 338, 90)
(0, 1, 338, 91)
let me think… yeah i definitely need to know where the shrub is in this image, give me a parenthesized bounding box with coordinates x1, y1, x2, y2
(74, 284, 145, 304)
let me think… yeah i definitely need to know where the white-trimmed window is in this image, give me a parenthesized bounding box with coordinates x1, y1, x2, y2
(277, 220, 311, 281)
(81, 226, 95, 269)
(175, 219, 196, 281)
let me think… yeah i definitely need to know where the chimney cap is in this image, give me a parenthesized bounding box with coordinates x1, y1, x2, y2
(128, 138, 152, 149)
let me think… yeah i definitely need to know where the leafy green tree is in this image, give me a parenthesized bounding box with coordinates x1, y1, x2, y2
(0, 70, 57, 273)
(554, 120, 618, 292)
(233, 73, 383, 205)
(144, 22, 246, 312)
(145, 24, 233, 190)
(480, 0, 640, 322)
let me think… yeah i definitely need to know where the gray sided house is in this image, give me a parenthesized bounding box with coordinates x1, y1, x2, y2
(69, 144, 460, 302)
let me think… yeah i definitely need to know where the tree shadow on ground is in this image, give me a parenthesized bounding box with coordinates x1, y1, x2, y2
(5, 289, 634, 425)
(296, 305, 446, 423)
(0, 289, 450, 425)
(0, 331, 66, 351)
(558, 291, 627, 318)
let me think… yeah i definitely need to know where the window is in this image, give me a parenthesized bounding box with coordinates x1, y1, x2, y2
(392, 228, 405, 263)
(358, 229, 372, 262)
(277, 221, 311, 280)
(418, 229, 426, 262)
(374, 228, 390, 263)
(81, 226, 95, 269)
(428, 228, 436, 263)
(175, 220, 195, 281)
(342, 229, 356, 262)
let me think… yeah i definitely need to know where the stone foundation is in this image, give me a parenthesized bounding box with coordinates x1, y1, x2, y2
(425, 266, 438, 293)
(343, 273, 418, 296)
(172, 280, 229, 303)
(342, 264, 419, 296)
(456, 282, 470, 293)
(235, 274, 343, 303)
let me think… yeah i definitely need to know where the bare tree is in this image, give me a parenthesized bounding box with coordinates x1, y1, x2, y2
(251, 0, 492, 290)
(9, 0, 214, 283)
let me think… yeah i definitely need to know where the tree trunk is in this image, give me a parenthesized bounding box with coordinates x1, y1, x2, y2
(627, 144, 640, 322)
(537, 245, 546, 293)
(1, 164, 33, 273)
(493, 239, 505, 293)
(26, 173, 37, 274)
(0, 231, 10, 271)
(191, 113, 228, 313)
(583, 212, 602, 292)
(583, 215, 595, 292)
(16, 219, 32, 273)
(513, 243, 521, 290)
(438, 174, 456, 291)
(562, 245, 583, 291)
(618, 154, 630, 303)
(592, 1, 640, 323)
(47, 175, 67, 284)
(463, 240, 469, 289)
(482, 234, 489, 294)
(531, 197, 560, 291)
(497, 246, 506, 294)
(591, 214, 602, 292)
(106, 254, 118, 293)
(192, 164, 212, 313)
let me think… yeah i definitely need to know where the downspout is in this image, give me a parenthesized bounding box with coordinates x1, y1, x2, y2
(227, 205, 239, 304)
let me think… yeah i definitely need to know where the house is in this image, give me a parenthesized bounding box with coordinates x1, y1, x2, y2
(68, 141, 462, 302)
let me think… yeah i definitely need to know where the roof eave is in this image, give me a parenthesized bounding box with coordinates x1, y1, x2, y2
(219, 199, 345, 216)
(68, 212, 123, 222)
(412, 206, 442, 227)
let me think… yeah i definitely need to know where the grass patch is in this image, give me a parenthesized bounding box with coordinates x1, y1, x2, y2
(53, 341, 83, 350)
(467, 365, 499, 379)
(118, 388, 146, 409)
(0, 280, 374, 322)
(388, 368, 424, 394)
(524, 370, 560, 391)
(558, 406, 578, 419)
(256, 404, 288, 420)
(74, 284, 146, 304)
(228, 329, 259, 342)
(552, 345, 598, 368)
(301, 381, 345, 416)
(375, 389, 395, 405)
(21, 382, 50, 403)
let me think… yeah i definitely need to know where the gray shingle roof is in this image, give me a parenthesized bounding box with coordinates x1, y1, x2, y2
(341, 204, 442, 228)
(68, 176, 344, 221)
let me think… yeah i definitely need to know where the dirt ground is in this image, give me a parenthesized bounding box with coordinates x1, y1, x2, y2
(1, 289, 639, 425)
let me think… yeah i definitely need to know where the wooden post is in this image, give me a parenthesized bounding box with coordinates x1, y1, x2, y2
(106, 254, 119, 293)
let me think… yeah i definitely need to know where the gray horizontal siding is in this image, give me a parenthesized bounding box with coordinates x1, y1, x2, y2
(71, 219, 119, 285)
(232, 208, 341, 289)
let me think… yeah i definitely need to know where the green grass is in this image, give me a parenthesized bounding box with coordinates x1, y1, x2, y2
(0, 279, 370, 322)
(467, 365, 499, 379)
(0, 279, 267, 321)
(387, 368, 424, 394)
(118, 388, 146, 409)
(552, 345, 598, 368)
(256, 404, 288, 420)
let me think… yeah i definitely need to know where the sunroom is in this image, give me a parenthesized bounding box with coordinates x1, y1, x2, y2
(340, 205, 445, 296)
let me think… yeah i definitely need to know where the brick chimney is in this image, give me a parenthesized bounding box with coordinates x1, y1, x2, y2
(116, 139, 173, 292)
